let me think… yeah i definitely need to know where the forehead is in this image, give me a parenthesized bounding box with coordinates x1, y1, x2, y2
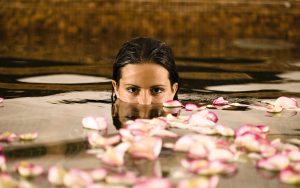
(120, 63, 170, 86)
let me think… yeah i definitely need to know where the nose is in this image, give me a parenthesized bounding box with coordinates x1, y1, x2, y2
(138, 90, 152, 105)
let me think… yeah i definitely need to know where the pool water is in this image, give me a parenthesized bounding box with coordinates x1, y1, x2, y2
(0, 54, 300, 187)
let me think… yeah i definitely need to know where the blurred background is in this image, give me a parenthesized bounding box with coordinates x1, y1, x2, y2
(1, 0, 300, 98)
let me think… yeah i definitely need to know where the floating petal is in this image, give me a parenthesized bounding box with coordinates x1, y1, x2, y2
(0, 155, 7, 172)
(177, 176, 219, 188)
(48, 165, 67, 186)
(0, 132, 17, 142)
(163, 100, 182, 108)
(99, 142, 130, 167)
(280, 169, 300, 184)
(0, 174, 18, 188)
(185, 103, 198, 111)
(64, 169, 93, 187)
(16, 161, 44, 177)
(215, 124, 234, 136)
(129, 137, 162, 160)
(213, 97, 229, 106)
(90, 168, 108, 182)
(257, 154, 290, 171)
(275, 96, 298, 109)
(133, 177, 172, 188)
(106, 171, 137, 185)
(88, 133, 121, 148)
(266, 105, 283, 113)
(82, 116, 108, 131)
(19, 132, 38, 141)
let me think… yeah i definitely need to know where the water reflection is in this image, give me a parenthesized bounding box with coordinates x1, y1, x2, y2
(112, 100, 168, 129)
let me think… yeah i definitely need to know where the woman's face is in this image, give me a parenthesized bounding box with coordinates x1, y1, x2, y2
(112, 63, 178, 105)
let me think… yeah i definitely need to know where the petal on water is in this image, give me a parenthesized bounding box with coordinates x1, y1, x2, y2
(163, 100, 183, 108)
(19, 132, 38, 141)
(177, 176, 219, 188)
(82, 116, 108, 131)
(106, 171, 137, 185)
(63, 169, 93, 187)
(212, 97, 229, 106)
(0, 132, 17, 142)
(16, 161, 44, 177)
(257, 154, 290, 171)
(275, 96, 299, 109)
(185, 103, 198, 111)
(99, 142, 130, 167)
(133, 177, 172, 188)
(280, 169, 300, 184)
(48, 165, 67, 186)
(129, 137, 162, 160)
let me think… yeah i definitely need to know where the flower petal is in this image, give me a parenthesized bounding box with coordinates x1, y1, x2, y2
(0, 155, 7, 172)
(257, 154, 290, 171)
(129, 137, 162, 160)
(89, 168, 108, 182)
(213, 97, 229, 106)
(106, 171, 137, 185)
(88, 133, 121, 148)
(16, 161, 44, 177)
(280, 168, 300, 184)
(133, 178, 172, 188)
(275, 96, 298, 109)
(214, 124, 234, 136)
(185, 103, 198, 111)
(0, 132, 17, 142)
(48, 165, 67, 186)
(177, 176, 219, 188)
(99, 142, 130, 167)
(19, 132, 38, 141)
(0, 174, 18, 188)
(64, 169, 93, 187)
(82, 116, 108, 131)
(163, 100, 182, 108)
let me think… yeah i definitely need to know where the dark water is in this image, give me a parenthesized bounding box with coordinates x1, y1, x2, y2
(0, 52, 300, 187)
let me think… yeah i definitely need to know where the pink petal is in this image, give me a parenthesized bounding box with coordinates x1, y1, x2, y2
(266, 105, 283, 113)
(257, 154, 290, 171)
(133, 177, 172, 188)
(177, 176, 219, 188)
(163, 100, 182, 108)
(234, 133, 269, 152)
(0, 174, 18, 187)
(48, 166, 67, 186)
(16, 161, 44, 177)
(129, 137, 162, 160)
(287, 150, 300, 162)
(185, 103, 198, 111)
(99, 142, 130, 167)
(208, 148, 235, 162)
(63, 169, 93, 187)
(150, 129, 178, 138)
(280, 168, 300, 184)
(214, 124, 234, 136)
(213, 97, 229, 106)
(89, 168, 108, 181)
(188, 113, 215, 127)
(19, 132, 38, 141)
(275, 96, 298, 109)
(188, 145, 208, 159)
(235, 124, 268, 138)
(88, 133, 121, 148)
(82, 116, 108, 131)
(106, 171, 137, 185)
(0, 132, 17, 142)
(0, 155, 7, 172)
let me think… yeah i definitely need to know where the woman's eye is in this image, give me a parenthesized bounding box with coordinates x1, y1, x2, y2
(126, 87, 139, 94)
(151, 87, 164, 95)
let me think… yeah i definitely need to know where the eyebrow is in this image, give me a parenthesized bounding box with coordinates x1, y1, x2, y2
(124, 84, 166, 88)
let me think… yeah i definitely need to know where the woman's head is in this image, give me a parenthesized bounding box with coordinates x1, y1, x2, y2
(112, 37, 180, 104)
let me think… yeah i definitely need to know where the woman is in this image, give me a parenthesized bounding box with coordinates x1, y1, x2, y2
(112, 37, 180, 105)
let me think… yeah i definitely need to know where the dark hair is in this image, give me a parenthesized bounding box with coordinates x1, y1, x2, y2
(112, 37, 180, 102)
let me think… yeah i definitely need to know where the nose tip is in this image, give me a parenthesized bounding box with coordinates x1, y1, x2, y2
(138, 91, 152, 105)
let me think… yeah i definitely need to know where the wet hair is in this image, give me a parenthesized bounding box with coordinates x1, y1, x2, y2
(112, 37, 180, 102)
